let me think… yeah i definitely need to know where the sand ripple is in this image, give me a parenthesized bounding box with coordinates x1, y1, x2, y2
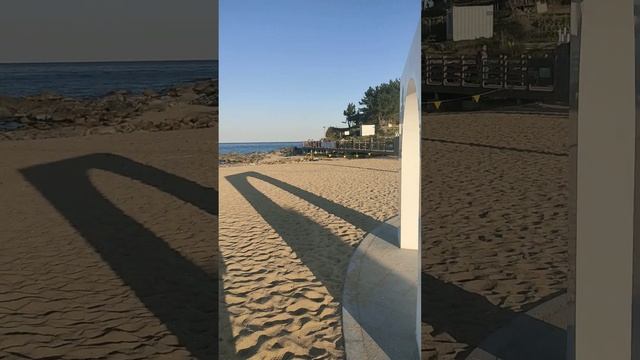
(219, 159, 399, 359)
(0, 129, 217, 359)
(421, 113, 568, 359)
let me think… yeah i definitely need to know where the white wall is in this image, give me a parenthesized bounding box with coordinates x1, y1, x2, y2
(450, 5, 494, 41)
(361, 124, 375, 136)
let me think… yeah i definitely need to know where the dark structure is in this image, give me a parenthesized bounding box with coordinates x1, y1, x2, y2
(422, 42, 569, 103)
(301, 138, 399, 156)
(422, 0, 571, 105)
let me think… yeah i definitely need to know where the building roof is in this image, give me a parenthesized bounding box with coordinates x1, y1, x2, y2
(452, 0, 495, 6)
(424, 0, 495, 8)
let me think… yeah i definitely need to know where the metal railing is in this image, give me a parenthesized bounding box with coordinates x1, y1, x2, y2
(302, 137, 397, 154)
(423, 54, 555, 92)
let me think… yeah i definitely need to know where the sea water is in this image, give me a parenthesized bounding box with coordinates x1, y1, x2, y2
(0, 60, 218, 99)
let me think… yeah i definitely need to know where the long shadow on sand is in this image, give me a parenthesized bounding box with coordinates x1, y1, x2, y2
(21, 153, 218, 360)
(225, 171, 383, 299)
(422, 272, 566, 359)
(422, 137, 568, 157)
(225, 171, 415, 358)
(224, 173, 564, 360)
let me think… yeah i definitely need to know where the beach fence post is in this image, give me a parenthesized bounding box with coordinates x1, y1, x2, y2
(400, 22, 421, 349)
(569, 0, 640, 359)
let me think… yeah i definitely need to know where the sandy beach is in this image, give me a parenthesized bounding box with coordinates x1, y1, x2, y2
(218, 157, 400, 359)
(421, 112, 569, 359)
(0, 128, 217, 359)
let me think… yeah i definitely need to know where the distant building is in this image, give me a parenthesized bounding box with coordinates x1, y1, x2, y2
(422, 0, 494, 42)
(446, 2, 494, 41)
(361, 124, 376, 137)
(536, 0, 549, 13)
(495, 0, 571, 13)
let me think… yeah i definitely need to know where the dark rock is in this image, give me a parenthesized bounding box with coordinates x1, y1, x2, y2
(139, 120, 155, 130)
(190, 94, 218, 107)
(1, 78, 218, 139)
(39, 91, 63, 100)
(0, 106, 13, 119)
(193, 82, 208, 93)
(34, 113, 52, 121)
(85, 126, 117, 135)
(116, 123, 136, 133)
(51, 111, 75, 122)
(147, 99, 166, 111)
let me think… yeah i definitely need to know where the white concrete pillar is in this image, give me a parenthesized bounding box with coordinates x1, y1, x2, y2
(400, 25, 422, 252)
(400, 22, 421, 350)
(571, 0, 640, 359)
(400, 82, 420, 252)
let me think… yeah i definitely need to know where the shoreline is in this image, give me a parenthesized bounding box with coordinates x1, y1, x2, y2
(0, 78, 218, 141)
(219, 147, 398, 167)
(219, 146, 304, 167)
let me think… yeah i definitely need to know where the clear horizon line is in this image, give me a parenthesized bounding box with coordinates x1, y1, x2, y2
(0, 58, 218, 65)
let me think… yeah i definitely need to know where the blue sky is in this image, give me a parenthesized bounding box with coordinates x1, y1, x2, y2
(220, 0, 420, 143)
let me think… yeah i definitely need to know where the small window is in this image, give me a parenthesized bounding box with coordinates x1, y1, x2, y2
(539, 67, 552, 78)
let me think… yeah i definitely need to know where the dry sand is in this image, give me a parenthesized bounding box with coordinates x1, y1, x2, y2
(218, 158, 400, 359)
(0, 128, 217, 359)
(421, 112, 569, 359)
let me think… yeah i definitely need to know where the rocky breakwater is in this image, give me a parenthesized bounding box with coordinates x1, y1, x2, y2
(220, 147, 316, 166)
(0, 79, 218, 140)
